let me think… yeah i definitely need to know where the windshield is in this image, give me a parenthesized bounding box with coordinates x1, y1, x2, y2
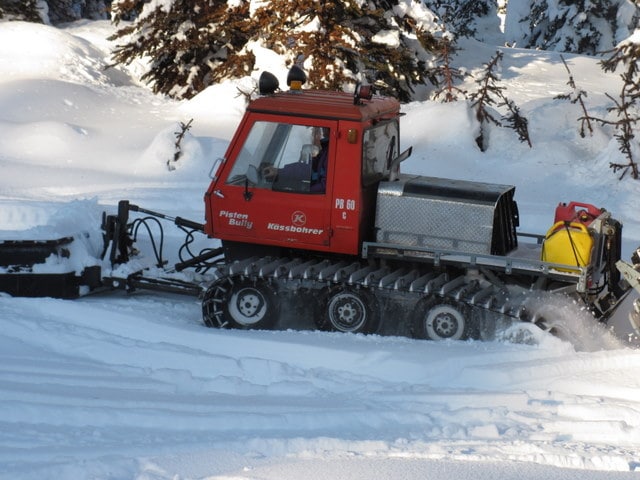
(226, 121, 329, 194)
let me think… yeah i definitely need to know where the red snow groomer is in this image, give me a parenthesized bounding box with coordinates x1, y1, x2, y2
(2, 66, 640, 344)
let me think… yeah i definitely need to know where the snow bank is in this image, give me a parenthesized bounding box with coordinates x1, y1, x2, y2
(0, 199, 102, 238)
(0, 21, 121, 86)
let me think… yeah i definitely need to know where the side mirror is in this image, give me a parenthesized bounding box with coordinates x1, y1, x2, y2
(209, 157, 223, 180)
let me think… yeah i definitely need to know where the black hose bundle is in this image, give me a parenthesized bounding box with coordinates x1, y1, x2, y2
(128, 217, 223, 274)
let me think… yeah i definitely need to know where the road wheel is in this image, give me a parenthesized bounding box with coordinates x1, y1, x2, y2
(322, 288, 379, 334)
(203, 277, 278, 330)
(224, 278, 278, 330)
(413, 298, 475, 341)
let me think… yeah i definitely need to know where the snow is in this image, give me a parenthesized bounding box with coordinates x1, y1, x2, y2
(1, 19, 640, 480)
(372, 30, 401, 48)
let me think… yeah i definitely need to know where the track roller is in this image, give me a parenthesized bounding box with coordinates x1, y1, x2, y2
(412, 297, 479, 341)
(320, 287, 379, 334)
(202, 276, 279, 330)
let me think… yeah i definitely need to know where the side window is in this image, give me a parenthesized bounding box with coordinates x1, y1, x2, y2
(226, 121, 329, 194)
(362, 121, 399, 186)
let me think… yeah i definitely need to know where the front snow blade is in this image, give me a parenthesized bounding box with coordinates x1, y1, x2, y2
(0, 237, 102, 299)
(0, 237, 74, 268)
(0, 270, 100, 299)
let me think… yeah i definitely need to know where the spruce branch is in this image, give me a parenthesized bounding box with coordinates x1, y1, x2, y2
(500, 98, 532, 148)
(469, 51, 504, 126)
(430, 27, 466, 102)
(590, 45, 640, 180)
(468, 51, 503, 151)
(467, 51, 531, 150)
(605, 89, 639, 180)
(555, 54, 593, 137)
(167, 119, 193, 171)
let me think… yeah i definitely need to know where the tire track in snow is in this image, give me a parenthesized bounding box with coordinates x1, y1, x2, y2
(1, 295, 639, 474)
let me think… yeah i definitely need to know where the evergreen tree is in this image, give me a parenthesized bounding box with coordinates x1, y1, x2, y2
(430, 30, 466, 102)
(251, 0, 441, 102)
(0, 0, 43, 22)
(109, 0, 443, 102)
(468, 51, 504, 150)
(468, 51, 531, 150)
(506, 0, 640, 54)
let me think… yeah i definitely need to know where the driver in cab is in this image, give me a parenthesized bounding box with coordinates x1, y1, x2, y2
(262, 135, 329, 193)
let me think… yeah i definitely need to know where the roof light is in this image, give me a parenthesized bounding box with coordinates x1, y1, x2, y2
(258, 71, 279, 95)
(287, 65, 307, 91)
(353, 82, 373, 105)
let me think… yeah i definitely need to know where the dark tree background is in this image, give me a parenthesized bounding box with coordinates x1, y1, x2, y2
(111, 0, 257, 99)
(0, 0, 111, 23)
(424, 0, 498, 39)
(0, 0, 43, 21)
(110, 0, 444, 102)
(249, 1, 442, 102)
(5, 0, 640, 105)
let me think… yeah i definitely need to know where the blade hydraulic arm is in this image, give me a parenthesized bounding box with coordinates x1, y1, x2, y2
(127, 202, 205, 232)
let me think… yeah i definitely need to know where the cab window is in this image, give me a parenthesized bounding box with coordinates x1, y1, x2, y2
(362, 120, 399, 186)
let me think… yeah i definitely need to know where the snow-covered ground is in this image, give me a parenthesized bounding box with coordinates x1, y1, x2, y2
(1, 19, 640, 480)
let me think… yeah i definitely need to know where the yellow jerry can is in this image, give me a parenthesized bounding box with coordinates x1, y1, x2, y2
(541, 221, 593, 271)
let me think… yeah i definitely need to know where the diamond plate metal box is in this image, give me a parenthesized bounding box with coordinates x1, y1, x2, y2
(375, 175, 518, 255)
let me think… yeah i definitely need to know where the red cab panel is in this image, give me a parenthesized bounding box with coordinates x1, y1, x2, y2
(204, 89, 401, 256)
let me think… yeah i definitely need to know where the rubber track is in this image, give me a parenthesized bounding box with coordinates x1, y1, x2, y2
(202, 256, 538, 330)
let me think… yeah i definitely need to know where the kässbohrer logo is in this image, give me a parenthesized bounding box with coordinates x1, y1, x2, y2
(291, 210, 306, 227)
(267, 210, 323, 235)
